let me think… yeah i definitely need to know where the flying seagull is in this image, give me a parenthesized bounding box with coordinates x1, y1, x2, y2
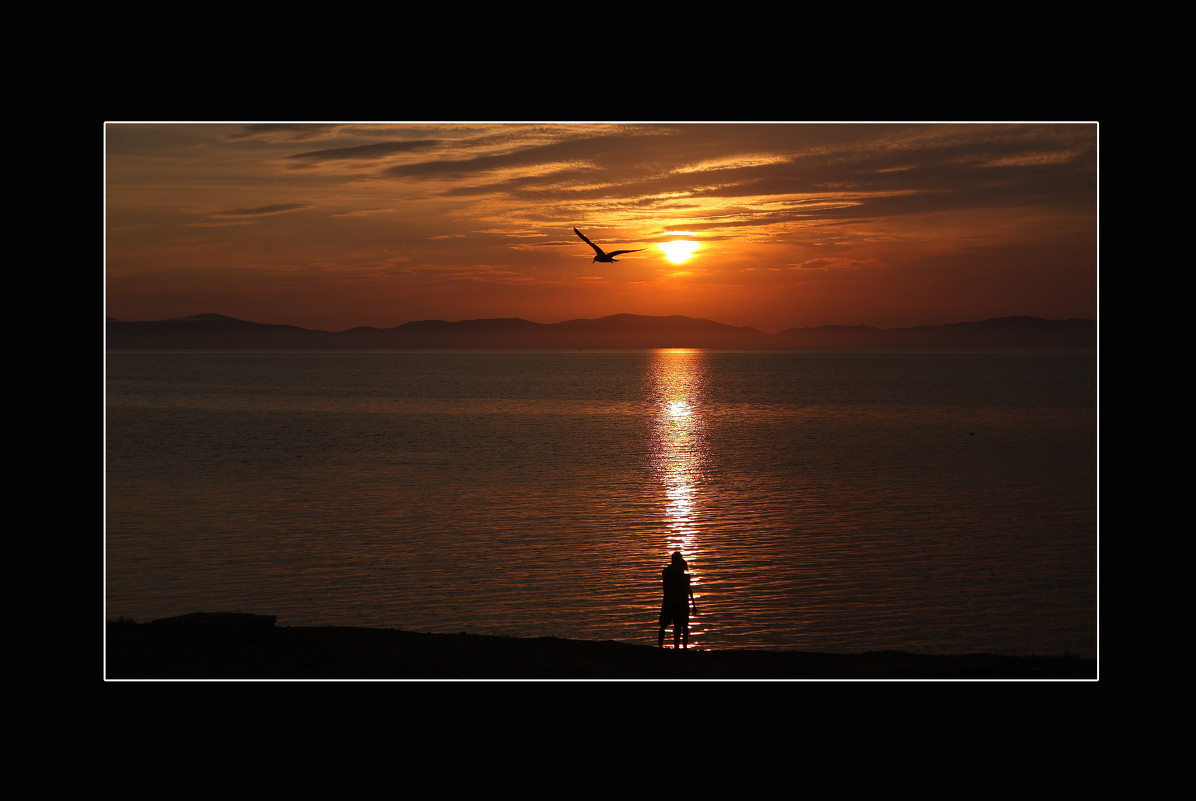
(574, 227, 645, 263)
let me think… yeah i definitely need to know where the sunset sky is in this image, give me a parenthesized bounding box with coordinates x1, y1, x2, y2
(104, 122, 1098, 333)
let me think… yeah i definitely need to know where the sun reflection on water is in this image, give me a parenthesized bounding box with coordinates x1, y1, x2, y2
(649, 349, 710, 642)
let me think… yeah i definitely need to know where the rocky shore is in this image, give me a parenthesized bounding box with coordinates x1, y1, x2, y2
(104, 614, 1096, 680)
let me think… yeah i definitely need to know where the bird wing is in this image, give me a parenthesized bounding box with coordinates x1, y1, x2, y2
(574, 227, 606, 257)
(607, 249, 645, 257)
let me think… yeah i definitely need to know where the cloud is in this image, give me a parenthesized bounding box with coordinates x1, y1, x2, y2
(223, 124, 345, 142)
(380, 126, 676, 181)
(787, 256, 879, 271)
(208, 203, 308, 219)
(365, 123, 1095, 236)
(286, 139, 442, 166)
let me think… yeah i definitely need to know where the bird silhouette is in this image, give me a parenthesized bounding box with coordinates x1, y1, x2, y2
(574, 228, 645, 263)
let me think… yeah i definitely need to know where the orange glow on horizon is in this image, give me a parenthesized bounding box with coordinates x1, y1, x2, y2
(104, 123, 1098, 332)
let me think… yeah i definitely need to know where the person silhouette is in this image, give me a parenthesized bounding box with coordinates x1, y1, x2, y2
(658, 551, 697, 649)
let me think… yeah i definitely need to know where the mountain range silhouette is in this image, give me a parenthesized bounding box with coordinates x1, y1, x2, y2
(105, 313, 1097, 350)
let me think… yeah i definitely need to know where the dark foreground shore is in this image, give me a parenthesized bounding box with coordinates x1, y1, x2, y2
(105, 614, 1096, 680)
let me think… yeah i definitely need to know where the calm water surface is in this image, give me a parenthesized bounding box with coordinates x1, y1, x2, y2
(105, 349, 1097, 657)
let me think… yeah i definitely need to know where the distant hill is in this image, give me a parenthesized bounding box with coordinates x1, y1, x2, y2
(105, 312, 1097, 350)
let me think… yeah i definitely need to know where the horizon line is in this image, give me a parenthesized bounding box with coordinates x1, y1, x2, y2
(105, 310, 1098, 336)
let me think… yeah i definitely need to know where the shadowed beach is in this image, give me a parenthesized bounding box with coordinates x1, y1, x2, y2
(105, 614, 1095, 680)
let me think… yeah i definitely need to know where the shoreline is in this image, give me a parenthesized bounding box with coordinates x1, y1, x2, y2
(105, 615, 1096, 680)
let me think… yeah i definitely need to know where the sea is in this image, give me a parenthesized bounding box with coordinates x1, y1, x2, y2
(104, 348, 1098, 658)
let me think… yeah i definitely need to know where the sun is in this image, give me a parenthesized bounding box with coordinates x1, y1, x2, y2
(659, 240, 699, 264)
